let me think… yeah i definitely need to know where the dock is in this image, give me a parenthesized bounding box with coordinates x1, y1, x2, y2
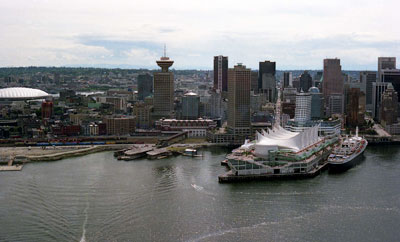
(218, 163, 329, 183)
(146, 148, 172, 159)
(117, 144, 154, 160)
(0, 155, 23, 172)
(0, 165, 23, 171)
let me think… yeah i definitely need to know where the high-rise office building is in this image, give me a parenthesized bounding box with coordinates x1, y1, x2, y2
(381, 69, 400, 102)
(323, 58, 343, 115)
(213, 55, 228, 92)
(133, 101, 153, 129)
(313, 71, 323, 88)
(378, 57, 396, 81)
(153, 51, 174, 119)
(182, 92, 200, 120)
(227, 64, 251, 136)
(328, 94, 344, 117)
(299, 71, 312, 92)
(137, 73, 153, 101)
(258, 61, 276, 102)
(346, 88, 365, 127)
(380, 83, 398, 126)
(210, 90, 223, 119)
(251, 71, 259, 91)
(294, 91, 311, 124)
(282, 87, 297, 119)
(283, 72, 292, 88)
(372, 82, 390, 120)
(309, 87, 324, 119)
(360, 71, 377, 109)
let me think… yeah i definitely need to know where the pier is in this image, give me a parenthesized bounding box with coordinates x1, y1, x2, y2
(146, 148, 172, 159)
(218, 163, 329, 183)
(0, 155, 23, 172)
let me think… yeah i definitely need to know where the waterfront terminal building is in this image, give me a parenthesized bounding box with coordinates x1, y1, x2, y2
(221, 125, 338, 180)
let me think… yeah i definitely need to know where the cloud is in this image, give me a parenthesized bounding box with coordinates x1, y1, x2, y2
(0, 0, 399, 69)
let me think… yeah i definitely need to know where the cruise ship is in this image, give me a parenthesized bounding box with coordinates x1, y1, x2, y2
(328, 127, 368, 172)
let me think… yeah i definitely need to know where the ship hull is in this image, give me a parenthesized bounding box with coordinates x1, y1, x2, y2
(329, 144, 366, 173)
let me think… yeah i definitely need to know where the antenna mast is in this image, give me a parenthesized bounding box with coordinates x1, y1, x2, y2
(164, 44, 166, 57)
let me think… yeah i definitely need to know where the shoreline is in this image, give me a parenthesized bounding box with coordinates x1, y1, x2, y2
(0, 142, 232, 165)
(0, 144, 133, 164)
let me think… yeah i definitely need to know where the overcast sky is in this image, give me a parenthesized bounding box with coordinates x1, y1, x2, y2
(0, 0, 399, 70)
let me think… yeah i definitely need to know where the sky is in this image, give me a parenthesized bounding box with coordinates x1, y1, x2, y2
(0, 0, 399, 70)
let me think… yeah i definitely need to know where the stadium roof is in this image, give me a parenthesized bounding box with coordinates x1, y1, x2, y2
(0, 87, 50, 100)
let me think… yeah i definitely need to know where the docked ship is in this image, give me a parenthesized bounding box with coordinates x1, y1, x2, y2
(328, 127, 368, 172)
(218, 125, 339, 183)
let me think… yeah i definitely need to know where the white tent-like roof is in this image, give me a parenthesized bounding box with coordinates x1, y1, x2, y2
(251, 125, 320, 158)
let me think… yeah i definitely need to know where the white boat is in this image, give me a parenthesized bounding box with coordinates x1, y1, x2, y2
(328, 127, 368, 172)
(182, 148, 202, 157)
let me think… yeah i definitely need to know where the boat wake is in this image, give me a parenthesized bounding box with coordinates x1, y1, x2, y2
(191, 184, 216, 200)
(191, 184, 204, 191)
(79, 199, 89, 242)
(187, 221, 276, 242)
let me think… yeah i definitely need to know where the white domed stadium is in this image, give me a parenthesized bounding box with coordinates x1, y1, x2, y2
(0, 87, 50, 101)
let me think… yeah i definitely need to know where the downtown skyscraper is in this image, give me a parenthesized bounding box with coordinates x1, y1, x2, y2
(322, 58, 343, 116)
(213, 55, 228, 92)
(227, 63, 251, 136)
(152, 52, 174, 119)
(258, 61, 276, 102)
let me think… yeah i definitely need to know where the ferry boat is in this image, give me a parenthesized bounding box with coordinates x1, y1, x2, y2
(328, 127, 368, 172)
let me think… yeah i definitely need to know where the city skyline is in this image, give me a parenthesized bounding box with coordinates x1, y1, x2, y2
(1, 0, 399, 70)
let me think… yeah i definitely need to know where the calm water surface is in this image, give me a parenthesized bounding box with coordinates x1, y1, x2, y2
(0, 146, 399, 241)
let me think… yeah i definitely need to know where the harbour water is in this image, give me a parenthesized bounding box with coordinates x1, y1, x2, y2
(0, 146, 399, 241)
